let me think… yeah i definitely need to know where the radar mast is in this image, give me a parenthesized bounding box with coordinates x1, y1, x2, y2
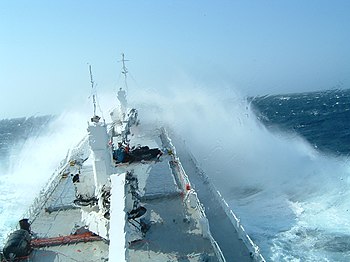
(119, 53, 129, 91)
(117, 54, 129, 120)
(89, 64, 100, 123)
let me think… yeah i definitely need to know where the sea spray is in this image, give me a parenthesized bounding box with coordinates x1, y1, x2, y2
(0, 111, 88, 245)
(128, 81, 350, 261)
(1, 82, 349, 261)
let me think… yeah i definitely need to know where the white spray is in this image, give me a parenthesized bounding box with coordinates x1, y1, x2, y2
(127, 80, 350, 261)
(0, 110, 88, 244)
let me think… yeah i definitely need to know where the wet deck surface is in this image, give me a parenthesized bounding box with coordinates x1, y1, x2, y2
(122, 126, 220, 261)
(172, 135, 254, 262)
(127, 196, 218, 261)
(25, 124, 222, 262)
(29, 177, 109, 262)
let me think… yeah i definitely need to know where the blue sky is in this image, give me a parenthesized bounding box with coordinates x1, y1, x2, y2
(1, 1, 349, 118)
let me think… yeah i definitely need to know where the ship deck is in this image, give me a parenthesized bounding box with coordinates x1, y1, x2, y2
(23, 123, 223, 261)
(116, 124, 221, 261)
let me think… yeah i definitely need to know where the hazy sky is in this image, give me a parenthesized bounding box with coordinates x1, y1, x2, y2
(1, 1, 349, 118)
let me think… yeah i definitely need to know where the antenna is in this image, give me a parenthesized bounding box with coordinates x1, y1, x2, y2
(89, 64, 97, 116)
(119, 53, 129, 91)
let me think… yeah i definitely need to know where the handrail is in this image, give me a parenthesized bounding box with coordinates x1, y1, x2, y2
(188, 150, 266, 262)
(160, 127, 226, 262)
(4, 135, 90, 244)
(24, 135, 90, 222)
(161, 128, 265, 261)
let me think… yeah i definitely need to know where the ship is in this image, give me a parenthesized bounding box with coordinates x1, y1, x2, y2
(0, 54, 265, 262)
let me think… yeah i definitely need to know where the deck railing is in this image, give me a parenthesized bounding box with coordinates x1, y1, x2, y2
(160, 127, 226, 262)
(6, 135, 90, 239)
(187, 150, 266, 262)
(25, 136, 90, 222)
(159, 127, 265, 261)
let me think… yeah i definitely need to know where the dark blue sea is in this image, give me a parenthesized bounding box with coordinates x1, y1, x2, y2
(0, 88, 349, 261)
(0, 116, 54, 171)
(251, 89, 350, 157)
(245, 88, 350, 261)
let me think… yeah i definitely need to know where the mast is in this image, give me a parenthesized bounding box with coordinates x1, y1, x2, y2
(89, 64, 101, 123)
(119, 53, 129, 91)
(116, 54, 129, 121)
(89, 64, 97, 117)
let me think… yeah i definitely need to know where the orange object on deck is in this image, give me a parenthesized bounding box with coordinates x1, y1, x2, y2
(31, 232, 102, 248)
